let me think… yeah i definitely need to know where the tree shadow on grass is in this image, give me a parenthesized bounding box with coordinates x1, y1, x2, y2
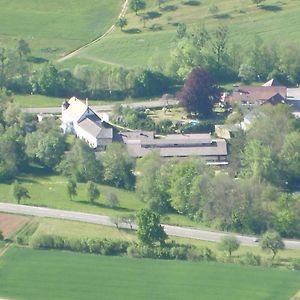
(146, 11, 162, 19)
(215, 13, 231, 19)
(259, 4, 282, 12)
(77, 200, 134, 213)
(160, 5, 177, 12)
(27, 56, 48, 64)
(124, 28, 141, 34)
(183, 0, 200, 6)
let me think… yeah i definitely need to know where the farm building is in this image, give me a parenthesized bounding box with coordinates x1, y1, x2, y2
(228, 79, 287, 107)
(120, 131, 228, 165)
(61, 97, 113, 149)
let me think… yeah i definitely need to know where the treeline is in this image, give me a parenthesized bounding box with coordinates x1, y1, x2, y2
(2, 32, 300, 103)
(0, 40, 171, 100)
(167, 24, 300, 85)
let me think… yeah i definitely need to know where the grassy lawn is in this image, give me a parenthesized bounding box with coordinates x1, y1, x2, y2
(0, 169, 205, 228)
(0, 247, 299, 300)
(0, 173, 143, 217)
(0, 0, 123, 60)
(68, 0, 300, 68)
(13, 94, 125, 108)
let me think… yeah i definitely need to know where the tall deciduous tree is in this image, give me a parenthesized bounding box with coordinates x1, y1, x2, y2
(241, 140, 276, 183)
(177, 68, 220, 116)
(136, 151, 171, 214)
(136, 208, 167, 246)
(218, 235, 240, 257)
(25, 130, 66, 170)
(260, 231, 285, 260)
(87, 181, 100, 203)
(12, 180, 30, 204)
(130, 0, 146, 15)
(279, 131, 300, 184)
(67, 178, 77, 201)
(115, 17, 128, 31)
(17, 39, 31, 60)
(101, 143, 135, 190)
(57, 140, 102, 183)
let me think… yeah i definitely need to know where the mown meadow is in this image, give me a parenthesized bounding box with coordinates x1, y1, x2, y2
(0, 0, 123, 60)
(69, 0, 300, 68)
(0, 247, 299, 300)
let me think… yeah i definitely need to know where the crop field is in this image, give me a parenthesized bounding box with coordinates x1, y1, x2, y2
(0, 0, 123, 60)
(68, 0, 300, 68)
(0, 213, 29, 238)
(0, 247, 299, 300)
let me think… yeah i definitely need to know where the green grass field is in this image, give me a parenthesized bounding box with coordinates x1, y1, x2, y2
(13, 94, 125, 108)
(0, 171, 201, 227)
(66, 0, 300, 68)
(0, 0, 123, 60)
(0, 247, 299, 300)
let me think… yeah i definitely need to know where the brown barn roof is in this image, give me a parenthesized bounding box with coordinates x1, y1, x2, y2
(230, 86, 287, 104)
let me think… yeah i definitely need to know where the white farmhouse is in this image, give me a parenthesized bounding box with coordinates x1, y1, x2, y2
(61, 97, 113, 149)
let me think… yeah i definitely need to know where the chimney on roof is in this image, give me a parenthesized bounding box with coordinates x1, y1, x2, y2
(86, 98, 89, 107)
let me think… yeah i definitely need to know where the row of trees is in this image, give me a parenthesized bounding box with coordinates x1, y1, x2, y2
(169, 23, 300, 85)
(0, 40, 172, 99)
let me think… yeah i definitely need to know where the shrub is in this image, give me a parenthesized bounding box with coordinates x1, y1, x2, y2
(30, 234, 55, 249)
(0, 230, 4, 241)
(105, 192, 119, 208)
(239, 252, 261, 266)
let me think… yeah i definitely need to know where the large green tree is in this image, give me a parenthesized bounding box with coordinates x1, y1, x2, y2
(136, 208, 167, 246)
(115, 17, 128, 31)
(279, 131, 300, 184)
(101, 143, 135, 189)
(260, 231, 285, 260)
(25, 130, 66, 169)
(136, 151, 171, 213)
(67, 178, 77, 201)
(130, 0, 146, 15)
(218, 235, 240, 257)
(87, 181, 100, 203)
(58, 140, 102, 183)
(241, 140, 276, 183)
(12, 181, 30, 204)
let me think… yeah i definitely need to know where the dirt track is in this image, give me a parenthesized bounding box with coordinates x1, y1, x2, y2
(57, 0, 129, 63)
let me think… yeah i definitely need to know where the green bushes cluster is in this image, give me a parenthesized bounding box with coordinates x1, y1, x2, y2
(122, 242, 215, 262)
(29, 234, 129, 256)
(28, 233, 217, 262)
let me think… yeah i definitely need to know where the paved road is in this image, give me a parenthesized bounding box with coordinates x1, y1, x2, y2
(1, 203, 300, 250)
(22, 99, 179, 114)
(287, 88, 300, 118)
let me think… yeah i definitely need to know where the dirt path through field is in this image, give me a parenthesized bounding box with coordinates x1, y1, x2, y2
(57, 0, 129, 63)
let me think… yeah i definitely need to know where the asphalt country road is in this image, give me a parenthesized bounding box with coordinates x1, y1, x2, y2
(22, 99, 179, 114)
(1, 203, 300, 250)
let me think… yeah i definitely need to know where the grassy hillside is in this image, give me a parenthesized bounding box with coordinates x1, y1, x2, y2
(66, 0, 300, 68)
(0, 247, 299, 300)
(0, 0, 123, 60)
(1, 0, 299, 68)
